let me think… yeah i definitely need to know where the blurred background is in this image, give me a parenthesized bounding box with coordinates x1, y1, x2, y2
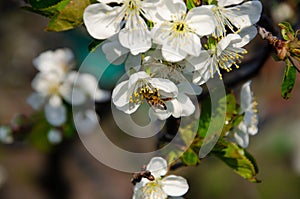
(0, 0, 300, 198)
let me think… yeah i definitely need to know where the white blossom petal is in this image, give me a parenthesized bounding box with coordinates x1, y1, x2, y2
(102, 36, 130, 65)
(48, 129, 62, 144)
(49, 94, 62, 107)
(225, 1, 262, 29)
(146, 157, 168, 178)
(156, 0, 186, 21)
(27, 93, 46, 110)
(218, 0, 244, 7)
(161, 175, 189, 197)
(186, 6, 216, 36)
(119, 15, 151, 55)
(45, 103, 66, 127)
(33, 48, 74, 76)
(234, 125, 249, 148)
(176, 94, 195, 117)
(83, 3, 123, 40)
(112, 80, 130, 108)
(240, 81, 252, 111)
(234, 26, 258, 48)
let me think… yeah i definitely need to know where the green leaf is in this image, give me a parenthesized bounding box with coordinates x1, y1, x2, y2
(281, 58, 297, 99)
(278, 22, 295, 41)
(46, 0, 90, 31)
(28, 0, 62, 9)
(88, 39, 103, 52)
(212, 139, 260, 183)
(198, 92, 235, 138)
(198, 96, 212, 138)
(181, 148, 199, 166)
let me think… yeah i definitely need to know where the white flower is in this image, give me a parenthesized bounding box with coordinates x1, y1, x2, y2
(189, 26, 257, 85)
(0, 126, 13, 144)
(83, 0, 160, 55)
(151, 0, 216, 62)
(112, 71, 197, 120)
(112, 71, 178, 114)
(28, 48, 75, 125)
(207, 0, 262, 37)
(133, 157, 189, 199)
(28, 49, 110, 127)
(28, 71, 67, 126)
(230, 81, 258, 148)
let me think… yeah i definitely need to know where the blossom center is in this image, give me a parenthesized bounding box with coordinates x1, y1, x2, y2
(172, 21, 190, 35)
(48, 84, 60, 95)
(140, 180, 167, 199)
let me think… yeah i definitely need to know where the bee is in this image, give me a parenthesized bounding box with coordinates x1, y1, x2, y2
(131, 165, 155, 185)
(130, 80, 173, 111)
(145, 94, 172, 111)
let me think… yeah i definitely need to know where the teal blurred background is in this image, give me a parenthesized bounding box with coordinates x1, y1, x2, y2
(0, 0, 300, 198)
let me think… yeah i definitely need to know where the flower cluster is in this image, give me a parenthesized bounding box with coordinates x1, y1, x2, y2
(27, 48, 110, 143)
(83, 0, 262, 120)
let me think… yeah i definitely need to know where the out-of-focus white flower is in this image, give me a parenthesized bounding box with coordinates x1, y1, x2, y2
(112, 71, 196, 120)
(151, 0, 216, 62)
(47, 128, 63, 144)
(133, 157, 189, 199)
(229, 81, 258, 148)
(206, 0, 262, 37)
(28, 49, 110, 127)
(83, 0, 160, 55)
(0, 126, 13, 144)
(189, 26, 257, 85)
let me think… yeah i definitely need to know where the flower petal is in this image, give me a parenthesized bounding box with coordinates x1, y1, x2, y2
(45, 103, 66, 126)
(112, 80, 130, 108)
(225, 1, 262, 29)
(186, 6, 216, 36)
(234, 125, 249, 148)
(94, 89, 111, 102)
(161, 175, 189, 197)
(146, 157, 168, 178)
(83, 3, 123, 40)
(156, 0, 186, 21)
(218, 0, 244, 7)
(176, 94, 195, 117)
(48, 129, 62, 144)
(102, 35, 129, 65)
(234, 26, 258, 48)
(27, 93, 46, 110)
(119, 15, 152, 55)
(240, 81, 252, 111)
(150, 78, 178, 97)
